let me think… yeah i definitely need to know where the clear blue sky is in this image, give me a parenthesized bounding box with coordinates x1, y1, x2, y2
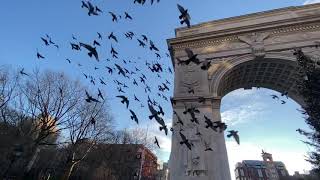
(0, 0, 315, 178)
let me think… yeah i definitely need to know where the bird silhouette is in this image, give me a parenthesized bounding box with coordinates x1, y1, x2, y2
(98, 89, 104, 100)
(173, 111, 184, 126)
(137, 39, 146, 48)
(97, 32, 102, 39)
(129, 110, 139, 124)
(116, 95, 129, 108)
(41, 37, 49, 46)
(213, 121, 227, 132)
(134, 95, 140, 102)
(179, 132, 192, 150)
(124, 12, 133, 20)
(148, 103, 168, 135)
(271, 94, 279, 100)
(177, 4, 191, 28)
(70, 43, 81, 51)
(157, 105, 164, 116)
(93, 40, 100, 46)
(99, 78, 106, 85)
(79, 42, 99, 61)
(36, 51, 45, 59)
(108, 32, 118, 42)
(82, 1, 99, 16)
(141, 35, 148, 42)
(109, 12, 118, 22)
(204, 115, 217, 131)
(19, 68, 29, 76)
(110, 46, 118, 58)
(149, 40, 159, 51)
(115, 64, 128, 78)
(154, 137, 160, 148)
(85, 90, 100, 103)
(227, 130, 240, 145)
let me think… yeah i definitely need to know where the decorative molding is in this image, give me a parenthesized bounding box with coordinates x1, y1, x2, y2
(171, 23, 320, 50)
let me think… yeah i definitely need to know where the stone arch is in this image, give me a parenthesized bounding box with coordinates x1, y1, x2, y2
(210, 53, 305, 106)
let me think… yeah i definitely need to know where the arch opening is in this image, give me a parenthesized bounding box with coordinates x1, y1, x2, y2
(215, 58, 305, 106)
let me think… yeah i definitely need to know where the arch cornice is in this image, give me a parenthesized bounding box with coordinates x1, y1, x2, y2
(210, 52, 297, 97)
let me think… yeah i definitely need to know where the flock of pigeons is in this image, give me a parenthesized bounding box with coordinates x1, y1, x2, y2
(30, 1, 243, 153)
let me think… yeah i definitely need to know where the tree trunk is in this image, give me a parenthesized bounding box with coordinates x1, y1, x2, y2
(62, 161, 78, 180)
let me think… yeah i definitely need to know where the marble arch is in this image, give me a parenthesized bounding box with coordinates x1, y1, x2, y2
(167, 3, 320, 180)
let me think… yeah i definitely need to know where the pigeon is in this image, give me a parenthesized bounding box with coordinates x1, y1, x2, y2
(271, 94, 279, 100)
(85, 90, 100, 103)
(177, 4, 191, 28)
(97, 32, 102, 39)
(115, 64, 127, 78)
(213, 121, 227, 132)
(149, 40, 159, 51)
(227, 130, 240, 145)
(179, 132, 192, 150)
(137, 39, 146, 48)
(204, 115, 217, 131)
(79, 42, 99, 61)
(148, 103, 168, 135)
(98, 88, 104, 100)
(124, 12, 133, 20)
(129, 110, 139, 124)
(99, 78, 106, 85)
(157, 105, 164, 116)
(108, 32, 118, 42)
(41, 37, 49, 46)
(116, 95, 129, 108)
(185, 48, 201, 65)
(141, 35, 148, 42)
(109, 12, 118, 22)
(19, 68, 29, 76)
(82, 1, 99, 16)
(83, 73, 88, 79)
(154, 137, 160, 148)
(134, 95, 140, 102)
(93, 40, 100, 46)
(36, 51, 45, 59)
(173, 111, 184, 126)
(70, 43, 81, 50)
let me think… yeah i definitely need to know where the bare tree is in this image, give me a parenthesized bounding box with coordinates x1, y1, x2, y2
(60, 99, 114, 180)
(0, 65, 20, 124)
(110, 128, 156, 151)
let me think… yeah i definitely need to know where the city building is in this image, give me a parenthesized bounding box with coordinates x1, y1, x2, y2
(30, 144, 158, 180)
(156, 162, 170, 180)
(235, 151, 290, 180)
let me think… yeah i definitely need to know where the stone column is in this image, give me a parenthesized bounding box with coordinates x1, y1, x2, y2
(169, 97, 231, 180)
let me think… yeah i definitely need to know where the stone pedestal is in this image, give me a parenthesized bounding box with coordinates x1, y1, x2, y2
(169, 98, 231, 180)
